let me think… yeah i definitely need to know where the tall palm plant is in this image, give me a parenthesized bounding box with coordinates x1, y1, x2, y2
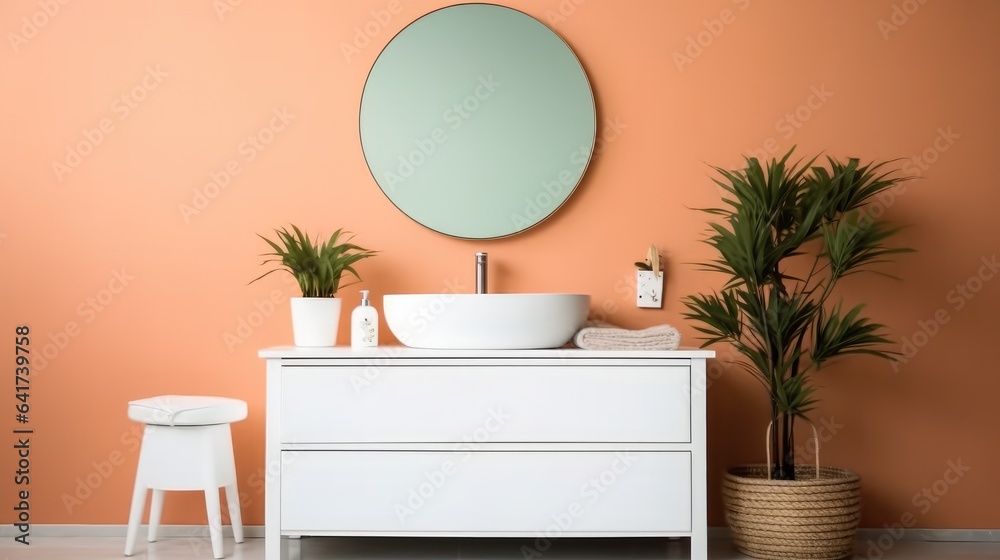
(682, 149, 911, 480)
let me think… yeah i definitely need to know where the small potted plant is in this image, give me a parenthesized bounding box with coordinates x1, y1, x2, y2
(252, 225, 376, 346)
(682, 149, 911, 559)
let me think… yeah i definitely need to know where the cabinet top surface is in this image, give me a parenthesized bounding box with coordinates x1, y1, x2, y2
(258, 345, 715, 359)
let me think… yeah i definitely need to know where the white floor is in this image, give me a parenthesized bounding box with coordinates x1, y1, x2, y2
(3, 536, 1000, 560)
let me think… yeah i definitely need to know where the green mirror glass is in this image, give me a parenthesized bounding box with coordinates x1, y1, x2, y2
(360, 4, 596, 239)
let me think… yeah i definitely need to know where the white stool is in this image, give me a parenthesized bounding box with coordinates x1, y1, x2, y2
(124, 395, 248, 559)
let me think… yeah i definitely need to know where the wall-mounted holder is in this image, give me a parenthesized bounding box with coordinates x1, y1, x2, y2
(635, 243, 664, 309)
(637, 270, 664, 308)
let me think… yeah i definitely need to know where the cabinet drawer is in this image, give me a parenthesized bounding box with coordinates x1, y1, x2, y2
(280, 366, 690, 443)
(280, 451, 691, 534)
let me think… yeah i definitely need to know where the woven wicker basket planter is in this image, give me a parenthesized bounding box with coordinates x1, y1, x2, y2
(722, 464, 862, 560)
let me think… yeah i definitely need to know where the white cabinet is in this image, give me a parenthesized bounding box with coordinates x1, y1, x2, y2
(260, 347, 712, 560)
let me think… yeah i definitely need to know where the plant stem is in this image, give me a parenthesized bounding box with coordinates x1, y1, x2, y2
(781, 413, 795, 480)
(770, 408, 781, 479)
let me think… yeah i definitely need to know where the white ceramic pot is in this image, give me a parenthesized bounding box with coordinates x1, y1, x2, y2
(290, 297, 342, 347)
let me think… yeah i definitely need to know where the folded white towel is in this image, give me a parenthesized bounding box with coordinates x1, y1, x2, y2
(573, 320, 681, 351)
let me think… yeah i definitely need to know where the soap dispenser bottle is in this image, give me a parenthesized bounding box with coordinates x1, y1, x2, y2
(351, 290, 378, 349)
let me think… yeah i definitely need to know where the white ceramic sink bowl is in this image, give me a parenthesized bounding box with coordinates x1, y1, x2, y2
(383, 293, 590, 350)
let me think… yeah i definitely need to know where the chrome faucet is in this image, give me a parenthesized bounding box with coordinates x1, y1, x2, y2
(476, 252, 488, 294)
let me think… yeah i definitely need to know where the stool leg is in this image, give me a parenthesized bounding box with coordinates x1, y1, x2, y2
(147, 489, 164, 542)
(205, 488, 224, 559)
(124, 483, 147, 556)
(224, 483, 244, 544)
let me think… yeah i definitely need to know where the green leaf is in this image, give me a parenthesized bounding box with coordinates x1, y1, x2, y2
(811, 303, 897, 366)
(822, 212, 913, 281)
(250, 225, 377, 297)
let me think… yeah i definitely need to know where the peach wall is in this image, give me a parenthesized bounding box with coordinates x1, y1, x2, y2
(2, 0, 998, 532)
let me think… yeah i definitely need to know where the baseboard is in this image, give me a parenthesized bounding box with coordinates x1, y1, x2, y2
(0, 524, 266, 538)
(708, 526, 1000, 543)
(855, 528, 1000, 543)
(3, 525, 998, 542)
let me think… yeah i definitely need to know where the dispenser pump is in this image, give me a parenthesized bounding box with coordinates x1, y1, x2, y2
(359, 290, 371, 306)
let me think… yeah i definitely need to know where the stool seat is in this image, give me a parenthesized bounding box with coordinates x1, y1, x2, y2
(128, 395, 247, 426)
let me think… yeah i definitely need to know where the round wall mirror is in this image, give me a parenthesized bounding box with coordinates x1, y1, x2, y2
(360, 3, 596, 239)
